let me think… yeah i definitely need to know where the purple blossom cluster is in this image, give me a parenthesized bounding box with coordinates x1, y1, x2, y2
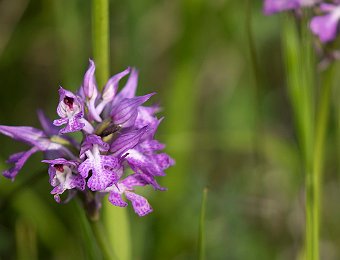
(0, 60, 174, 217)
(264, 0, 340, 43)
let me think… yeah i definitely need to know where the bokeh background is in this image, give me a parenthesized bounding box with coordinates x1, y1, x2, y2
(0, 0, 339, 259)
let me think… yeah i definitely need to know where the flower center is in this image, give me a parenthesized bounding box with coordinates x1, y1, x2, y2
(63, 97, 74, 109)
(54, 164, 64, 172)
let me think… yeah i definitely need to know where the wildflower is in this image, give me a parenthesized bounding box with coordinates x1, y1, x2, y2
(43, 158, 85, 203)
(53, 87, 88, 134)
(263, 0, 319, 15)
(0, 114, 74, 180)
(310, 3, 340, 42)
(0, 59, 174, 217)
(264, 0, 300, 14)
(106, 174, 153, 216)
(78, 134, 122, 191)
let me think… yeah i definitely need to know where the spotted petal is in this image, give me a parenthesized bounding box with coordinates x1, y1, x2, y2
(108, 191, 128, 207)
(79, 153, 122, 191)
(125, 191, 153, 216)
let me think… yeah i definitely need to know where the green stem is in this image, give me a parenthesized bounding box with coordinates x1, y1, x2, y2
(198, 188, 208, 260)
(89, 219, 116, 260)
(92, 0, 109, 89)
(281, 14, 318, 260)
(245, 0, 261, 92)
(103, 206, 131, 260)
(311, 65, 334, 258)
(245, 0, 263, 167)
(91, 1, 132, 259)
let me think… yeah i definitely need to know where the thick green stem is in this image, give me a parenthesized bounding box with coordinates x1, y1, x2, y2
(92, 0, 109, 89)
(89, 219, 116, 260)
(311, 65, 334, 257)
(281, 14, 318, 260)
(91, 1, 132, 259)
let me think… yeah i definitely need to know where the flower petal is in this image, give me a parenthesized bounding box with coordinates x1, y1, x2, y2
(108, 191, 128, 207)
(110, 126, 148, 156)
(121, 174, 148, 189)
(114, 68, 139, 102)
(111, 93, 155, 128)
(83, 59, 98, 99)
(82, 60, 103, 122)
(102, 67, 131, 103)
(263, 0, 299, 15)
(3, 147, 39, 180)
(310, 9, 340, 42)
(125, 191, 153, 216)
(0, 125, 47, 149)
(79, 152, 122, 191)
(80, 134, 109, 159)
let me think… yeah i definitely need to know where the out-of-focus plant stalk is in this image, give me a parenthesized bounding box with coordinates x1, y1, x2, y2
(104, 207, 131, 260)
(89, 219, 115, 260)
(91, 1, 131, 259)
(245, 0, 263, 167)
(282, 14, 320, 260)
(335, 62, 340, 178)
(312, 63, 334, 255)
(198, 188, 208, 260)
(92, 0, 109, 89)
(15, 218, 38, 260)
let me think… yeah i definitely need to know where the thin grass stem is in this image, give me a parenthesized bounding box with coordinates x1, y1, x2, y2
(198, 187, 208, 260)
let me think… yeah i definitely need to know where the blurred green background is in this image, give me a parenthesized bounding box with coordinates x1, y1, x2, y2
(0, 0, 339, 259)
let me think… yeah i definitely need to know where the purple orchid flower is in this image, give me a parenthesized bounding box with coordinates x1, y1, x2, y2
(0, 59, 174, 217)
(310, 3, 340, 42)
(78, 134, 123, 191)
(263, 0, 319, 15)
(0, 123, 72, 180)
(264, 0, 299, 14)
(53, 87, 91, 134)
(43, 158, 85, 203)
(106, 174, 153, 216)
